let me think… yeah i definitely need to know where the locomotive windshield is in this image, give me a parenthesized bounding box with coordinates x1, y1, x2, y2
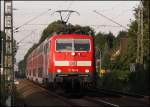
(56, 39, 72, 51)
(56, 39, 90, 51)
(74, 39, 90, 51)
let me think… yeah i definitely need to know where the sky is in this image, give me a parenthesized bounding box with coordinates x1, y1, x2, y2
(1, 1, 140, 63)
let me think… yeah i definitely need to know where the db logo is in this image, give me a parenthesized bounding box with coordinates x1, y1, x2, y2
(69, 61, 77, 66)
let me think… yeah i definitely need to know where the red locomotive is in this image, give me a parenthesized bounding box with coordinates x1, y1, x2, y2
(26, 34, 95, 90)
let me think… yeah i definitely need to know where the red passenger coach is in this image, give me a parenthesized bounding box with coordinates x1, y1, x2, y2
(26, 34, 95, 89)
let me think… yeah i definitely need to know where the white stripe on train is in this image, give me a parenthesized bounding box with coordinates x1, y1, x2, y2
(55, 61, 91, 66)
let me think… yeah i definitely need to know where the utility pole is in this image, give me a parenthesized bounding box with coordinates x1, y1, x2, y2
(136, 6, 140, 63)
(3, 0, 14, 106)
(140, 1, 144, 64)
(0, 0, 3, 105)
(136, 1, 144, 64)
(97, 48, 102, 77)
(0, 0, 1, 71)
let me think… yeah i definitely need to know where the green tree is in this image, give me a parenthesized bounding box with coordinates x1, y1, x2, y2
(104, 32, 115, 49)
(94, 31, 115, 69)
(117, 31, 128, 39)
(39, 20, 95, 44)
(114, 30, 128, 47)
(18, 60, 26, 78)
(39, 20, 66, 43)
(94, 32, 106, 50)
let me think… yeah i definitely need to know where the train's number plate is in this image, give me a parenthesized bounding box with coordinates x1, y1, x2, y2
(69, 61, 77, 66)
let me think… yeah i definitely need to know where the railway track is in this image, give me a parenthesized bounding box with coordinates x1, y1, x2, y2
(29, 80, 118, 107)
(15, 79, 149, 107)
(84, 88, 149, 107)
(95, 88, 146, 98)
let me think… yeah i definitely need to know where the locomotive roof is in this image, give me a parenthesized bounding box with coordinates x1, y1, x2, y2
(50, 34, 93, 40)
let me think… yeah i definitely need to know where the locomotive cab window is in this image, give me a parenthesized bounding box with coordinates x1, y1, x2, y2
(56, 39, 72, 51)
(56, 39, 90, 52)
(74, 39, 90, 51)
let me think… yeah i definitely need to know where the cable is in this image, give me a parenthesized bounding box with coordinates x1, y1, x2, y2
(14, 9, 51, 31)
(14, 29, 38, 34)
(93, 10, 128, 30)
(17, 31, 34, 44)
(96, 2, 123, 12)
(64, 1, 74, 20)
(66, 1, 74, 10)
(113, 9, 132, 19)
(18, 42, 36, 44)
(89, 24, 122, 27)
(23, 24, 48, 26)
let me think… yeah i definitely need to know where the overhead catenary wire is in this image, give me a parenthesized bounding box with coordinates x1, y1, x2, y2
(17, 31, 34, 44)
(98, 2, 124, 12)
(113, 9, 132, 19)
(14, 9, 51, 63)
(14, 9, 51, 31)
(89, 24, 122, 28)
(18, 41, 36, 44)
(64, 1, 74, 21)
(23, 24, 48, 26)
(25, 24, 122, 28)
(93, 10, 128, 30)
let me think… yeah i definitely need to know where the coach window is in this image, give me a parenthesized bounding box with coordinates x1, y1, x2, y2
(40, 45, 42, 53)
(33, 69, 36, 76)
(47, 42, 50, 52)
(29, 71, 31, 76)
(44, 45, 46, 53)
(30, 71, 32, 76)
(44, 43, 48, 53)
(38, 68, 42, 77)
(38, 68, 40, 77)
(47, 43, 49, 52)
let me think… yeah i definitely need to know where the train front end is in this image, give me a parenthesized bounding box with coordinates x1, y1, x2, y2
(51, 34, 95, 89)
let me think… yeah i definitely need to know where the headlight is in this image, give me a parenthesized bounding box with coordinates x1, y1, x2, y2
(85, 69, 89, 73)
(71, 52, 75, 56)
(57, 69, 61, 73)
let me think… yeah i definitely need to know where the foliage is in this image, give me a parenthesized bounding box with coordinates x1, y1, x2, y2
(94, 31, 116, 69)
(39, 20, 95, 44)
(94, 32, 105, 48)
(0, 31, 9, 104)
(114, 31, 128, 48)
(117, 31, 128, 39)
(98, 0, 150, 95)
(17, 60, 26, 78)
(129, 69, 150, 95)
(99, 70, 130, 91)
(0, 31, 5, 38)
(104, 32, 115, 49)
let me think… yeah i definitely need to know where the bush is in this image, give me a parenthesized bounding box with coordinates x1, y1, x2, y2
(129, 70, 150, 95)
(98, 69, 130, 91)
